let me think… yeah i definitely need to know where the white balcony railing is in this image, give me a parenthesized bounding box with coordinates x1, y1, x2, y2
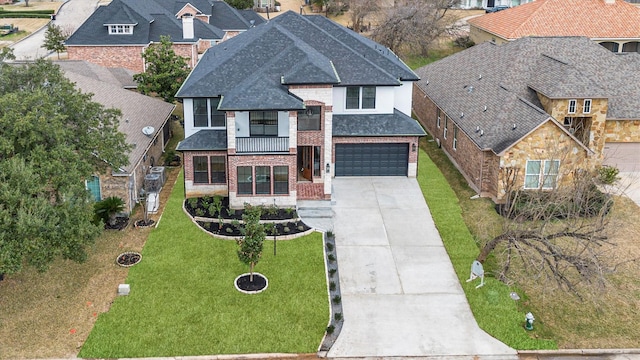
(236, 137, 289, 153)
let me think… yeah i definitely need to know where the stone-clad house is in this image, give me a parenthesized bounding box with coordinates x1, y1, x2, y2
(469, 0, 640, 53)
(412, 36, 640, 203)
(65, 0, 265, 73)
(176, 11, 425, 208)
(56, 61, 175, 213)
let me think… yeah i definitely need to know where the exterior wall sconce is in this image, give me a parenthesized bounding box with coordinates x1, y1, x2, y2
(326, 163, 330, 174)
(412, 143, 417, 152)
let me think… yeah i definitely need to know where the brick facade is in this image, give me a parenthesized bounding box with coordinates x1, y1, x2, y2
(413, 83, 591, 202)
(67, 43, 199, 72)
(183, 150, 229, 198)
(67, 46, 146, 73)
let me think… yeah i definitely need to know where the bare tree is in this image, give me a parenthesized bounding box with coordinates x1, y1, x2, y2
(345, 0, 380, 32)
(371, 0, 459, 56)
(477, 166, 624, 299)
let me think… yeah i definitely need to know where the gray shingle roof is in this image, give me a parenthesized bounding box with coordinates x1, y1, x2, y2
(333, 110, 426, 137)
(176, 11, 418, 109)
(65, 0, 227, 46)
(54, 60, 137, 88)
(414, 36, 640, 154)
(59, 62, 175, 173)
(176, 129, 228, 151)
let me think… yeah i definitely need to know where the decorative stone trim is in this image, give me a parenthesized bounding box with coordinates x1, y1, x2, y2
(234, 272, 268, 294)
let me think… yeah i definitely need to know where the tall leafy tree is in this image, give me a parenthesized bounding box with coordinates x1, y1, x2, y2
(227, 0, 254, 10)
(0, 55, 130, 275)
(237, 205, 265, 282)
(43, 23, 67, 59)
(134, 35, 190, 103)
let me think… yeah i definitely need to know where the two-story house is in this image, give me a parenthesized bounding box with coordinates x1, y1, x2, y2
(176, 11, 425, 208)
(413, 36, 640, 203)
(65, 0, 265, 73)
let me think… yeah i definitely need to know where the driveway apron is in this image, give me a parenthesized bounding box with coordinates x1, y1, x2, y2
(327, 177, 516, 359)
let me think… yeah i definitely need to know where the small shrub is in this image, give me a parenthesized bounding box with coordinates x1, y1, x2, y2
(598, 165, 620, 185)
(187, 197, 198, 208)
(203, 222, 211, 229)
(332, 295, 341, 304)
(326, 325, 335, 334)
(326, 242, 334, 251)
(328, 253, 336, 263)
(454, 35, 475, 49)
(231, 219, 241, 228)
(326, 230, 335, 238)
(266, 204, 279, 217)
(93, 196, 125, 226)
(226, 226, 234, 234)
(334, 312, 343, 321)
(195, 208, 205, 217)
(329, 281, 336, 291)
(297, 225, 304, 231)
(329, 268, 336, 277)
(284, 207, 295, 216)
(201, 196, 212, 208)
(283, 226, 290, 233)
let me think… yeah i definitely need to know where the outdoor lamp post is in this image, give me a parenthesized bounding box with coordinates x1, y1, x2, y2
(525, 312, 535, 331)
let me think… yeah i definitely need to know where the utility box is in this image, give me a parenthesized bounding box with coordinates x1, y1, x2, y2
(144, 173, 161, 192)
(118, 284, 130, 296)
(150, 166, 166, 186)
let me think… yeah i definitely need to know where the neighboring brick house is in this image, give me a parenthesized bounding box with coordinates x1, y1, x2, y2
(176, 11, 425, 208)
(56, 60, 175, 213)
(65, 0, 265, 73)
(413, 36, 640, 203)
(469, 0, 640, 53)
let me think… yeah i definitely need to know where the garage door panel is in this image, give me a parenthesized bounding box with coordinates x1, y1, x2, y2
(335, 143, 408, 176)
(604, 143, 640, 172)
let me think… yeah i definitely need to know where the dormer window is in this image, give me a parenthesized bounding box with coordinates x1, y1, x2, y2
(108, 24, 133, 34)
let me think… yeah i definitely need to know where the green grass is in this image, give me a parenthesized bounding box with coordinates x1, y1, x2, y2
(402, 45, 465, 70)
(417, 147, 557, 350)
(79, 172, 328, 358)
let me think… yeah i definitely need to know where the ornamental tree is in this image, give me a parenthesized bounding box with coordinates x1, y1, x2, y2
(237, 205, 265, 282)
(0, 55, 130, 275)
(133, 35, 190, 103)
(43, 23, 67, 59)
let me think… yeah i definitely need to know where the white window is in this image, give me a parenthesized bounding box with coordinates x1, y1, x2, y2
(453, 126, 458, 150)
(524, 160, 560, 189)
(108, 25, 133, 34)
(436, 108, 441, 128)
(583, 99, 592, 114)
(444, 116, 448, 139)
(345, 86, 376, 110)
(193, 98, 226, 128)
(568, 99, 576, 114)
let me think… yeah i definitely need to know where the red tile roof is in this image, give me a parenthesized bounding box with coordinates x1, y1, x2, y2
(469, 0, 640, 40)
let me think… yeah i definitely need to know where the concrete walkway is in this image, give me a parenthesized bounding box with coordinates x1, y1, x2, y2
(326, 177, 516, 359)
(10, 0, 98, 60)
(613, 172, 640, 207)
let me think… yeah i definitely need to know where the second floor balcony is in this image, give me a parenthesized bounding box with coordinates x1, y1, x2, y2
(236, 137, 289, 153)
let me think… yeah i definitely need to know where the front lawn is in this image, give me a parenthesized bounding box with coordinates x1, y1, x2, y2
(416, 146, 557, 350)
(79, 172, 328, 358)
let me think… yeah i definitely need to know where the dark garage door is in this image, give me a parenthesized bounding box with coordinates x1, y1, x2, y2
(335, 143, 408, 176)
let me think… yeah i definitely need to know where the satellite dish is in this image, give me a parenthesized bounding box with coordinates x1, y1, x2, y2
(142, 126, 155, 136)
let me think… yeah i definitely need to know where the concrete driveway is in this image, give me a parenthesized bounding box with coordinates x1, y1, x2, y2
(327, 177, 516, 359)
(614, 172, 640, 207)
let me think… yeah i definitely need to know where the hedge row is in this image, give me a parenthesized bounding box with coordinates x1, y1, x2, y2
(0, 9, 55, 14)
(0, 13, 52, 18)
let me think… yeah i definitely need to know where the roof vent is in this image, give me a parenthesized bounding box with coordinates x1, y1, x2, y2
(425, 80, 429, 85)
(480, 130, 484, 136)
(250, 19, 255, 27)
(476, 126, 480, 132)
(142, 126, 155, 136)
(478, 74, 482, 80)
(512, 123, 517, 130)
(483, 105, 487, 112)
(460, 112, 464, 118)
(468, 86, 474, 93)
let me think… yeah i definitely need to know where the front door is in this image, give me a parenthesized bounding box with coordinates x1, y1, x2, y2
(297, 146, 313, 181)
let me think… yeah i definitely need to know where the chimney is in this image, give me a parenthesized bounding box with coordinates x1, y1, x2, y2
(182, 13, 194, 39)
